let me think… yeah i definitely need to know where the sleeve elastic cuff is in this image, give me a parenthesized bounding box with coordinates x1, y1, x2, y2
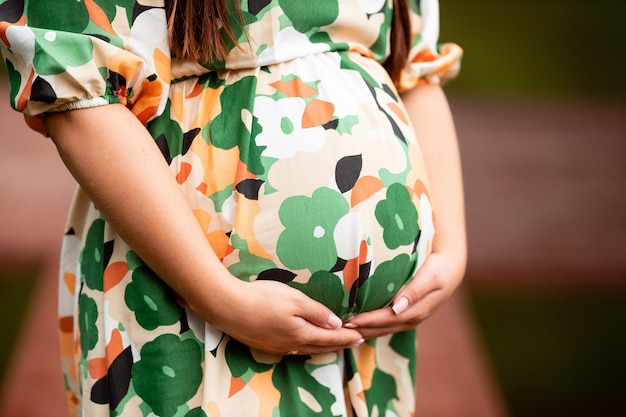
(49, 96, 121, 112)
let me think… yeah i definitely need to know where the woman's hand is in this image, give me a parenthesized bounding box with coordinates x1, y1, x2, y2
(198, 279, 364, 355)
(344, 83, 467, 339)
(44, 104, 362, 356)
(344, 251, 464, 339)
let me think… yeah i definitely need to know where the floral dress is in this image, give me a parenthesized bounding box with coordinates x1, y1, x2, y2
(0, 0, 461, 416)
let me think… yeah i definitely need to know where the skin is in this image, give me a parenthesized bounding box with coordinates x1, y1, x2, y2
(44, 104, 363, 355)
(43, 82, 465, 355)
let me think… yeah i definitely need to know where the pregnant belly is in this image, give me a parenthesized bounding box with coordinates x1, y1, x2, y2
(224, 164, 431, 318)
(216, 103, 433, 317)
(181, 52, 434, 317)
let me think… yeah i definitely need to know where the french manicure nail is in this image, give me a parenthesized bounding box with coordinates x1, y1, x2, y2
(328, 313, 342, 329)
(392, 297, 409, 315)
(343, 322, 358, 329)
(350, 338, 365, 348)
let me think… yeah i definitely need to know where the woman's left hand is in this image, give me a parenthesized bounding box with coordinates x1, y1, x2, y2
(345, 83, 468, 340)
(344, 251, 464, 339)
(344, 84, 467, 339)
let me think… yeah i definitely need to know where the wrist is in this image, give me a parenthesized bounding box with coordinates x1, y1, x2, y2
(190, 274, 252, 329)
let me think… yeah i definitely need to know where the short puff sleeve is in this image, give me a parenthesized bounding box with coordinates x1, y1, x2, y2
(396, 0, 463, 92)
(0, 0, 171, 135)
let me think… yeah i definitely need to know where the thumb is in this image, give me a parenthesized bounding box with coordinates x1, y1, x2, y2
(391, 265, 433, 315)
(391, 296, 410, 315)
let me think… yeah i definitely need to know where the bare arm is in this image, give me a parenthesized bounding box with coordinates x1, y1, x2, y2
(44, 104, 363, 353)
(346, 84, 467, 336)
(404, 84, 467, 271)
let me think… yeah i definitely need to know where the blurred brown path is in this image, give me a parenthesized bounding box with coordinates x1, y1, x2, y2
(3, 84, 625, 416)
(454, 95, 626, 290)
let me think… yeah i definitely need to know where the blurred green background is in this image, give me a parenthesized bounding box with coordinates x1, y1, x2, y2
(440, 0, 626, 98)
(1, 0, 625, 416)
(438, 1, 626, 416)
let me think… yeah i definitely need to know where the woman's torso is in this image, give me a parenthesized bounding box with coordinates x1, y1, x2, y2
(152, 0, 434, 320)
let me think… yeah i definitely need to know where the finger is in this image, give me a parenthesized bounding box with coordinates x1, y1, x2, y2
(297, 323, 364, 347)
(351, 325, 411, 340)
(293, 294, 344, 330)
(347, 289, 443, 330)
(289, 341, 365, 356)
(287, 336, 366, 356)
(390, 262, 443, 316)
(345, 305, 396, 328)
(231, 326, 363, 356)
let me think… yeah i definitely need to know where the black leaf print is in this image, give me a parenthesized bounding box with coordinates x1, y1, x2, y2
(0, 0, 24, 23)
(132, 3, 158, 23)
(235, 179, 265, 200)
(155, 134, 172, 165)
(30, 76, 57, 104)
(335, 154, 363, 193)
(331, 257, 347, 273)
(348, 261, 371, 308)
(248, 0, 271, 15)
(182, 128, 201, 156)
(323, 119, 339, 130)
(90, 346, 133, 409)
(412, 230, 422, 254)
(107, 70, 127, 91)
(90, 378, 108, 405)
(365, 81, 406, 143)
(382, 83, 399, 101)
(103, 240, 114, 269)
(88, 34, 111, 43)
(257, 268, 297, 283)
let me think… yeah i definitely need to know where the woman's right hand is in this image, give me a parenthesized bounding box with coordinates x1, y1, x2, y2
(45, 105, 360, 355)
(189, 278, 364, 355)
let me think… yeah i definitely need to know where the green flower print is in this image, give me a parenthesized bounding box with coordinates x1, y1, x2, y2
(225, 339, 272, 380)
(148, 100, 190, 164)
(273, 355, 339, 416)
(389, 331, 417, 384)
(375, 183, 419, 249)
(288, 270, 349, 318)
(356, 253, 416, 313)
(80, 218, 105, 291)
(87, 0, 136, 24)
(124, 265, 183, 331)
(228, 235, 276, 282)
(26, 0, 89, 33)
(6, 60, 21, 110)
(78, 293, 98, 354)
(133, 334, 203, 417)
(207, 75, 266, 175)
(279, 0, 339, 33)
(277, 187, 349, 272)
(33, 29, 94, 76)
(366, 368, 398, 416)
(185, 408, 208, 417)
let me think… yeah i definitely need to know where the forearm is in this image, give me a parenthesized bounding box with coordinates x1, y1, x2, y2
(44, 104, 235, 321)
(44, 104, 364, 353)
(342, 85, 467, 332)
(402, 84, 467, 275)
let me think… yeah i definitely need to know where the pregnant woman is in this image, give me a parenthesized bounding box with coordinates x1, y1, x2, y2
(0, 0, 466, 416)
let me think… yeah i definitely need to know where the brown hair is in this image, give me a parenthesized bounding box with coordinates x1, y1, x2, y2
(165, 0, 411, 83)
(165, 0, 241, 63)
(383, 0, 411, 85)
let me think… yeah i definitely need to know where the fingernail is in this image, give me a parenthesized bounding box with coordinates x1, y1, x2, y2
(328, 313, 343, 329)
(392, 297, 409, 315)
(343, 322, 358, 329)
(350, 338, 365, 348)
